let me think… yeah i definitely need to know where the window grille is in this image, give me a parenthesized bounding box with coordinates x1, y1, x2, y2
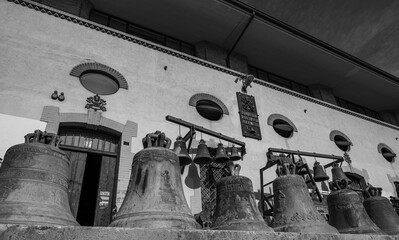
(200, 162, 228, 212)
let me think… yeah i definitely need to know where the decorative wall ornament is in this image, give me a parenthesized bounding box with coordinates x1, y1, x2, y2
(237, 92, 261, 140)
(85, 94, 107, 112)
(343, 152, 352, 164)
(51, 91, 58, 100)
(58, 92, 65, 101)
(235, 74, 254, 94)
(50, 91, 65, 101)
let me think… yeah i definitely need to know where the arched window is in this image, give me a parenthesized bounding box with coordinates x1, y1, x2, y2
(267, 114, 297, 138)
(378, 143, 396, 163)
(189, 93, 228, 121)
(70, 62, 128, 95)
(329, 130, 352, 152)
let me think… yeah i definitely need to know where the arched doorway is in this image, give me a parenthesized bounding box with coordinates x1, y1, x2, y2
(58, 124, 120, 226)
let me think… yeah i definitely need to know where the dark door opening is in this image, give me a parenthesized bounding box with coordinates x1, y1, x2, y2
(76, 153, 102, 226)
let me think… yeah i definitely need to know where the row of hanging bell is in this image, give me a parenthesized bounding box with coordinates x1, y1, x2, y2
(296, 159, 330, 184)
(173, 137, 241, 166)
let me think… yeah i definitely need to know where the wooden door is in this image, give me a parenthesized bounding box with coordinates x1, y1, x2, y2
(93, 155, 117, 226)
(64, 150, 87, 218)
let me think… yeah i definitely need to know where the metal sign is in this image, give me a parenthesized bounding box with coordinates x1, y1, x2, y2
(236, 92, 261, 140)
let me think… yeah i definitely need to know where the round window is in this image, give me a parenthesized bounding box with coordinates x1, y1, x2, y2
(272, 119, 293, 138)
(80, 71, 119, 95)
(381, 147, 396, 163)
(195, 100, 223, 121)
(334, 135, 351, 152)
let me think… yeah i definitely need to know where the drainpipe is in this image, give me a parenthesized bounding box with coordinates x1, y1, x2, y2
(226, 11, 255, 68)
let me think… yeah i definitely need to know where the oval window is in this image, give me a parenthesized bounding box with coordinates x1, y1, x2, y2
(334, 135, 351, 152)
(272, 119, 293, 138)
(381, 147, 396, 163)
(80, 71, 119, 95)
(196, 100, 223, 121)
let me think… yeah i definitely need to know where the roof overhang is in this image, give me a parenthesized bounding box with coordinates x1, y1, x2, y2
(91, 0, 399, 111)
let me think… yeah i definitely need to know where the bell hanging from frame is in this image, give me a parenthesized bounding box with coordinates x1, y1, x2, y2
(313, 161, 329, 182)
(331, 163, 351, 183)
(193, 139, 212, 165)
(229, 145, 241, 161)
(271, 161, 339, 233)
(214, 143, 229, 163)
(173, 136, 192, 166)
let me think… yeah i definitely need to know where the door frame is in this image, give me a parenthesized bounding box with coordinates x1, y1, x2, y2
(58, 124, 121, 226)
(40, 107, 138, 222)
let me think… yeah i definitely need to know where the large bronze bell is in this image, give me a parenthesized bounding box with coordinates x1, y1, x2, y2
(327, 164, 383, 234)
(229, 145, 241, 161)
(193, 139, 212, 164)
(0, 130, 79, 226)
(271, 161, 338, 233)
(212, 164, 273, 231)
(313, 161, 329, 182)
(363, 186, 399, 235)
(214, 143, 229, 163)
(110, 131, 200, 229)
(173, 136, 192, 166)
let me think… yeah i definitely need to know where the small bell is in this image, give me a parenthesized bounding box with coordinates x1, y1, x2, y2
(214, 143, 229, 163)
(313, 161, 329, 182)
(295, 160, 308, 175)
(229, 145, 241, 161)
(331, 164, 351, 184)
(193, 139, 212, 164)
(294, 156, 307, 175)
(173, 136, 192, 166)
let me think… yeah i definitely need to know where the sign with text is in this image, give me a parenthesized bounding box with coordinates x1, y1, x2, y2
(237, 92, 261, 140)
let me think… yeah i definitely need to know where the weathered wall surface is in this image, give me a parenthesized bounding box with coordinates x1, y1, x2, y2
(1, 0, 399, 214)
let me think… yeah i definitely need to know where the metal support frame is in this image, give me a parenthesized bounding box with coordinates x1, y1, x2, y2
(166, 115, 246, 174)
(166, 115, 246, 154)
(260, 148, 344, 218)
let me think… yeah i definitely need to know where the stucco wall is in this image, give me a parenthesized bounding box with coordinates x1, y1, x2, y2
(1, 0, 399, 214)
